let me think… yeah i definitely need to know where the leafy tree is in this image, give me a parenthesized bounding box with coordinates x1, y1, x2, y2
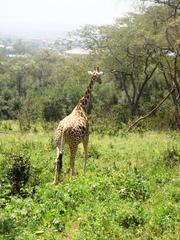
(78, 17, 159, 115)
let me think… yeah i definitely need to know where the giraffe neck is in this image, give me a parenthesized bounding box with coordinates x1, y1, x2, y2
(77, 76, 95, 112)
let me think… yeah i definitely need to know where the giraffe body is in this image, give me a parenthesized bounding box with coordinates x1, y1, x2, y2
(55, 106, 89, 146)
(53, 68, 103, 184)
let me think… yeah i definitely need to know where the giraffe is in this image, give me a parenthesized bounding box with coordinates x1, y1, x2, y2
(53, 67, 103, 184)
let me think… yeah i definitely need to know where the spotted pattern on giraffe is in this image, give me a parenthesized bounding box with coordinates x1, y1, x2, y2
(55, 107, 89, 145)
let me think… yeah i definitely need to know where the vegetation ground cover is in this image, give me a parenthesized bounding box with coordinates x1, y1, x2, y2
(0, 121, 179, 240)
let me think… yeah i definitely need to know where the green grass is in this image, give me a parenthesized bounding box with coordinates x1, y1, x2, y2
(0, 121, 180, 239)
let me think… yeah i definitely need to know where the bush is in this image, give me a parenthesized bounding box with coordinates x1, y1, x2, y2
(0, 215, 15, 234)
(18, 100, 33, 132)
(88, 144, 101, 159)
(9, 152, 30, 195)
(152, 203, 179, 234)
(117, 203, 145, 228)
(119, 168, 151, 201)
(113, 104, 131, 125)
(42, 96, 65, 122)
(1, 151, 31, 195)
(163, 146, 180, 168)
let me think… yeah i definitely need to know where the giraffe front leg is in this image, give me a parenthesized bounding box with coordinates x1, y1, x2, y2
(83, 137, 89, 173)
(53, 147, 63, 184)
(69, 144, 78, 176)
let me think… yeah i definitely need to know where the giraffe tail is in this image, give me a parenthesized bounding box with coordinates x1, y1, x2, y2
(55, 128, 64, 173)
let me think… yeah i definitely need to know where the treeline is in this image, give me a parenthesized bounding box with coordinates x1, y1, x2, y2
(0, 0, 179, 130)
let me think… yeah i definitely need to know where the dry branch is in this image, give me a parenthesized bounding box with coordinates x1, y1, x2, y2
(127, 86, 176, 132)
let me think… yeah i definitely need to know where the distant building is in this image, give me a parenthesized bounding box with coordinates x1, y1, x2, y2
(65, 48, 91, 56)
(7, 54, 29, 58)
(6, 46, 14, 51)
(0, 44, 5, 48)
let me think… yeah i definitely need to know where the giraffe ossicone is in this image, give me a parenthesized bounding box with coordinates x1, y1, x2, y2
(53, 67, 103, 184)
(88, 70, 103, 76)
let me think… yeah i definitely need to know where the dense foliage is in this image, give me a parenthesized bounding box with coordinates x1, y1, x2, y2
(0, 1, 179, 130)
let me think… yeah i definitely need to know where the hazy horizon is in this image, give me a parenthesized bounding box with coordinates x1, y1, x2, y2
(0, 0, 139, 39)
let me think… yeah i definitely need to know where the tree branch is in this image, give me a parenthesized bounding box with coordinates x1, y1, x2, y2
(107, 45, 123, 65)
(135, 62, 159, 107)
(127, 86, 176, 132)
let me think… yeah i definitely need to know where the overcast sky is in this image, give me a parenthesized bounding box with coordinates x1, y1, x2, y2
(0, 0, 139, 38)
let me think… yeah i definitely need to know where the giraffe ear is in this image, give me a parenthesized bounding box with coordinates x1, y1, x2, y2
(97, 71, 103, 75)
(88, 71, 93, 75)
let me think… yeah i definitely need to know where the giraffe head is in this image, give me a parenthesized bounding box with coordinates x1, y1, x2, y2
(88, 67, 103, 84)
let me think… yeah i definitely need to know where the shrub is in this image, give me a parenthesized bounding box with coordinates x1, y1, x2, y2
(42, 96, 65, 122)
(152, 203, 179, 234)
(88, 144, 101, 159)
(117, 203, 145, 228)
(0, 215, 15, 234)
(18, 115, 31, 132)
(163, 146, 180, 168)
(2, 151, 31, 195)
(119, 168, 151, 201)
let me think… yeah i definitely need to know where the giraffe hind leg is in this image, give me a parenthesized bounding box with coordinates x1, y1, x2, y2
(54, 148, 63, 184)
(69, 144, 78, 176)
